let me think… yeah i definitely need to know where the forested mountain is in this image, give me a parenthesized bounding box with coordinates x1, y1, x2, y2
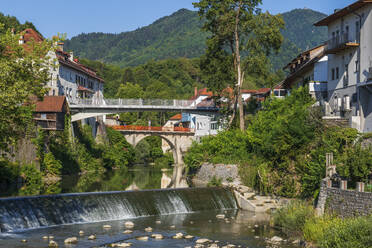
(0, 12, 40, 34)
(64, 8, 327, 70)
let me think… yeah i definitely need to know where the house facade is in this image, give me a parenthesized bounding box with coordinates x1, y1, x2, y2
(282, 44, 328, 103)
(315, 0, 372, 132)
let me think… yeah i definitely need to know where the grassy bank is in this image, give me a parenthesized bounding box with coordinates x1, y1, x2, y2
(273, 201, 372, 248)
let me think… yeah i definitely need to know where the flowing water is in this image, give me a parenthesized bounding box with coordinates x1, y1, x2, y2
(0, 188, 298, 248)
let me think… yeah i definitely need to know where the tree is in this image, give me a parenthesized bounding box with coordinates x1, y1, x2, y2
(193, 0, 284, 130)
(0, 24, 54, 152)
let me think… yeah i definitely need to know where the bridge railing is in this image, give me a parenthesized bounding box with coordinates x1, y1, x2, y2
(108, 125, 194, 133)
(74, 98, 196, 108)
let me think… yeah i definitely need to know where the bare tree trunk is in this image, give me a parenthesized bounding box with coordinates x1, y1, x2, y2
(234, 2, 244, 131)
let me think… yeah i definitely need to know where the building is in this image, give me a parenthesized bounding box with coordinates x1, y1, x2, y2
(33, 96, 69, 131)
(282, 44, 328, 103)
(315, 0, 372, 132)
(20, 29, 104, 104)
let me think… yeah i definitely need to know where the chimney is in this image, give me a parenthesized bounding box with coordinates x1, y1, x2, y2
(194, 87, 198, 97)
(69, 51, 74, 62)
(56, 42, 64, 52)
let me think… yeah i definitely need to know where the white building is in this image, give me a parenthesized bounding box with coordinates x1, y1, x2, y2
(315, 0, 372, 133)
(283, 44, 328, 103)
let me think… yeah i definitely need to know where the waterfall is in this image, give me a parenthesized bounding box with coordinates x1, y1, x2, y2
(0, 188, 237, 233)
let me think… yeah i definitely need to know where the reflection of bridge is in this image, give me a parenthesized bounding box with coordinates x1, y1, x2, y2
(69, 98, 219, 122)
(109, 125, 195, 166)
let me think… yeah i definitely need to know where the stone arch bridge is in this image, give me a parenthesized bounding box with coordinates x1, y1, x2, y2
(110, 126, 195, 165)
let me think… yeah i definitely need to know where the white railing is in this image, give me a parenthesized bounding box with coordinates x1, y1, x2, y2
(73, 98, 196, 108)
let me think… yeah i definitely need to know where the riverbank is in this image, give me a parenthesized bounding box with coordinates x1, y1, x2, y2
(273, 201, 372, 248)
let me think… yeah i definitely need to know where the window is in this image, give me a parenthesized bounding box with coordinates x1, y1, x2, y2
(336, 67, 339, 79)
(332, 32, 335, 38)
(344, 95, 350, 110)
(344, 64, 349, 87)
(332, 68, 335, 80)
(355, 60, 359, 72)
(52, 90, 55, 96)
(41, 114, 47, 120)
(345, 25, 349, 35)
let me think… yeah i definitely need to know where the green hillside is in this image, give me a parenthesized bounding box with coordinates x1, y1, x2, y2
(64, 8, 327, 70)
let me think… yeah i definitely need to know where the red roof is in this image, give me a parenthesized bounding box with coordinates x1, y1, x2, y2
(256, 88, 271, 94)
(190, 88, 214, 100)
(35, 96, 67, 112)
(78, 85, 94, 93)
(170, 114, 182, 120)
(57, 51, 104, 83)
(241, 89, 258, 94)
(21, 29, 44, 43)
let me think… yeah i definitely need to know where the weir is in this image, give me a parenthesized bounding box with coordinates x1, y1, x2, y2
(0, 188, 237, 233)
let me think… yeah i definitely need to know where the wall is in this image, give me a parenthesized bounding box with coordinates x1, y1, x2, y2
(317, 178, 372, 217)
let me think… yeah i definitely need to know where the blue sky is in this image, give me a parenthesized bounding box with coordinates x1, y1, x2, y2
(1, 0, 356, 38)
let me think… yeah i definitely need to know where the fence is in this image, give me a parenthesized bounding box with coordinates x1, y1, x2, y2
(74, 98, 195, 108)
(109, 125, 193, 133)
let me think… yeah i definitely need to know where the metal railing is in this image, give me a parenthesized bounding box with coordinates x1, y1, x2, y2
(109, 125, 194, 133)
(73, 98, 196, 108)
(327, 32, 355, 51)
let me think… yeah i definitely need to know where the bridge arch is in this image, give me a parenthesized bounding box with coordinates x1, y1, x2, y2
(122, 133, 187, 165)
(132, 134, 180, 165)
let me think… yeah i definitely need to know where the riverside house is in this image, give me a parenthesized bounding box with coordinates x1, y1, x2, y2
(314, 0, 372, 133)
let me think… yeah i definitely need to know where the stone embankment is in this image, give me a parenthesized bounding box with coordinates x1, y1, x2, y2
(192, 163, 288, 212)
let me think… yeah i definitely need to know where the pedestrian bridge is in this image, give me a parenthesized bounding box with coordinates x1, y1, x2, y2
(69, 98, 218, 122)
(108, 125, 195, 166)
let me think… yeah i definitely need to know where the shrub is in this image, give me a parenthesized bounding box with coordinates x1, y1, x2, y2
(319, 216, 372, 248)
(19, 164, 43, 196)
(207, 176, 222, 187)
(43, 152, 62, 176)
(273, 201, 315, 237)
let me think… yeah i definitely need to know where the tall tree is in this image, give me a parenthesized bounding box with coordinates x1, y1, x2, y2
(0, 24, 54, 152)
(193, 0, 284, 130)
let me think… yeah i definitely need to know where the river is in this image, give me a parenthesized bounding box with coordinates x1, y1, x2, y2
(0, 166, 298, 248)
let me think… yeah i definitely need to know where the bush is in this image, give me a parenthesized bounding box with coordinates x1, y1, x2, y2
(207, 176, 222, 187)
(19, 164, 43, 196)
(43, 152, 62, 176)
(184, 129, 251, 169)
(319, 216, 372, 248)
(273, 201, 315, 237)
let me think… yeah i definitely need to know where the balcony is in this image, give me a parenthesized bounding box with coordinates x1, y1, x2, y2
(326, 33, 359, 54)
(309, 81, 328, 92)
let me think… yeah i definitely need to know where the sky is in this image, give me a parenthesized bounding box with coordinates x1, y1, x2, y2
(0, 0, 357, 39)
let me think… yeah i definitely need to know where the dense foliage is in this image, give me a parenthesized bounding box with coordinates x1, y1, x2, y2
(65, 8, 327, 71)
(185, 87, 372, 198)
(273, 201, 372, 248)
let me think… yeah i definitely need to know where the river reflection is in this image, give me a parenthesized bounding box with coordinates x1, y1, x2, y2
(60, 165, 173, 193)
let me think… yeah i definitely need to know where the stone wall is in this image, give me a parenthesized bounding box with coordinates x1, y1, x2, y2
(191, 163, 240, 187)
(316, 178, 372, 217)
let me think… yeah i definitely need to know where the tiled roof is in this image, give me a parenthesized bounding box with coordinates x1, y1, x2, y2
(57, 52, 104, 82)
(35, 96, 67, 112)
(256, 88, 271, 94)
(241, 89, 258, 94)
(170, 114, 182, 120)
(21, 29, 44, 43)
(77, 85, 94, 93)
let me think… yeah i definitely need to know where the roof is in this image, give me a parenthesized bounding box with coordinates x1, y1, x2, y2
(170, 114, 182, 120)
(190, 88, 213, 100)
(35, 96, 67, 113)
(21, 29, 44, 43)
(256, 88, 271, 94)
(241, 89, 258, 94)
(283, 44, 325, 70)
(77, 85, 95, 93)
(57, 51, 104, 83)
(197, 97, 215, 108)
(315, 0, 372, 26)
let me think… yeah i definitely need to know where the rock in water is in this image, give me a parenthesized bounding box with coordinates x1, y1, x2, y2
(123, 230, 133, 234)
(144, 227, 153, 232)
(64, 237, 78, 244)
(79, 230, 84, 236)
(103, 224, 111, 229)
(270, 236, 283, 243)
(196, 238, 211, 244)
(88, 235, 96, 240)
(151, 234, 164, 240)
(216, 214, 225, 219)
(172, 233, 183, 239)
(124, 221, 134, 228)
(136, 236, 149, 241)
(48, 240, 58, 247)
